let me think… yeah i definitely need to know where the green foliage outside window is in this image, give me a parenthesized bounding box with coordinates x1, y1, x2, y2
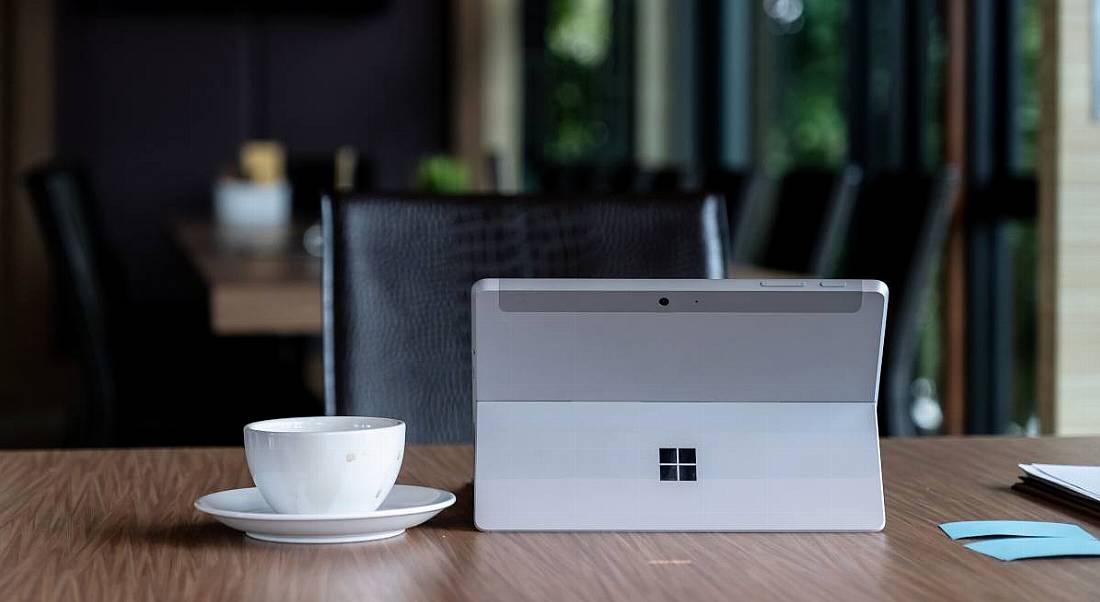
(1017, 0, 1040, 170)
(765, 0, 848, 172)
(544, 0, 613, 163)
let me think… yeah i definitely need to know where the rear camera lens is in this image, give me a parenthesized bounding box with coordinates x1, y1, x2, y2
(658, 297, 670, 306)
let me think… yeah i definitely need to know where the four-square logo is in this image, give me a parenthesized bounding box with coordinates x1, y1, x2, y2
(659, 448, 697, 481)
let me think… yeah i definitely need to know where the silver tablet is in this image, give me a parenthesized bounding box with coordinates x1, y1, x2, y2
(472, 279, 888, 531)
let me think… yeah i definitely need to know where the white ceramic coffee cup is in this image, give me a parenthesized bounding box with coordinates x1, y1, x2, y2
(244, 416, 405, 515)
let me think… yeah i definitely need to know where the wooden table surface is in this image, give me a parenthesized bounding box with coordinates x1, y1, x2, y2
(3, 437, 1100, 601)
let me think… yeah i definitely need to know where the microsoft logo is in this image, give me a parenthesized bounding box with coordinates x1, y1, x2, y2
(659, 448, 697, 481)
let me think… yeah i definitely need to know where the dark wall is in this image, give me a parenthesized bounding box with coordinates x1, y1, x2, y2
(57, 1, 447, 309)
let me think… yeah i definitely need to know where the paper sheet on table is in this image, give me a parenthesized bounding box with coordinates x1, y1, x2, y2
(939, 520, 1095, 540)
(1019, 464, 1100, 502)
(965, 537, 1100, 561)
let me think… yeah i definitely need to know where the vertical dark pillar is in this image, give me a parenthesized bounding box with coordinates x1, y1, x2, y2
(903, 0, 931, 169)
(966, 0, 1018, 434)
(696, 0, 721, 171)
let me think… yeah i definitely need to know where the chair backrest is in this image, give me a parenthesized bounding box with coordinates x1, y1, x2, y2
(702, 167, 767, 263)
(833, 168, 959, 435)
(24, 164, 118, 445)
(758, 165, 862, 276)
(323, 193, 730, 443)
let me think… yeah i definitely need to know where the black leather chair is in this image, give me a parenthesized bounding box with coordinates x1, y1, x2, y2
(26, 163, 315, 447)
(833, 168, 959, 436)
(758, 166, 862, 276)
(323, 193, 730, 443)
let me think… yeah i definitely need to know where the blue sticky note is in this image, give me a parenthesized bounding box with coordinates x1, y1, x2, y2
(965, 537, 1100, 561)
(939, 520, 1095, 540)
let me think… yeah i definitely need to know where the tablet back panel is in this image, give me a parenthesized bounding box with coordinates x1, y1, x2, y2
(473, 279, 887, 531)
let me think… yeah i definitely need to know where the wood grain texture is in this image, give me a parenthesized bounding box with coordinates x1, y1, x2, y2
(174, 221, 321, 335)
(2, 438, 1100, 600)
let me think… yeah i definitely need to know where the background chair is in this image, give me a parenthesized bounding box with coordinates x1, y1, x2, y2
(323, 193, 730, 443)
(25, 163, 313, 446)
(757, 166, 863, 276)
(25, 164, 121, 445)
(702, 167, 767, 264)
(833, 168, 959, 436)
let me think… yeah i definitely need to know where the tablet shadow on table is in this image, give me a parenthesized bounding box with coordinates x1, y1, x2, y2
(428, 481, 475, 532)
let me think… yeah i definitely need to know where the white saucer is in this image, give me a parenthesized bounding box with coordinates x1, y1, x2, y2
(194, 485, 456, 544)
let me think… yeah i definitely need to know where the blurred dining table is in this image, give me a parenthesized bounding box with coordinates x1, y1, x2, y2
(174, 220, 790, 337)
(174, 221, 322, 335)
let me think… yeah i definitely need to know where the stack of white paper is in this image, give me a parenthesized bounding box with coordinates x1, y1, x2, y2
(1017, 464, 1100, 512)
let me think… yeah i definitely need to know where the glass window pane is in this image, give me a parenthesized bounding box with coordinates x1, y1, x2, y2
(760, 0, 848, 172)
